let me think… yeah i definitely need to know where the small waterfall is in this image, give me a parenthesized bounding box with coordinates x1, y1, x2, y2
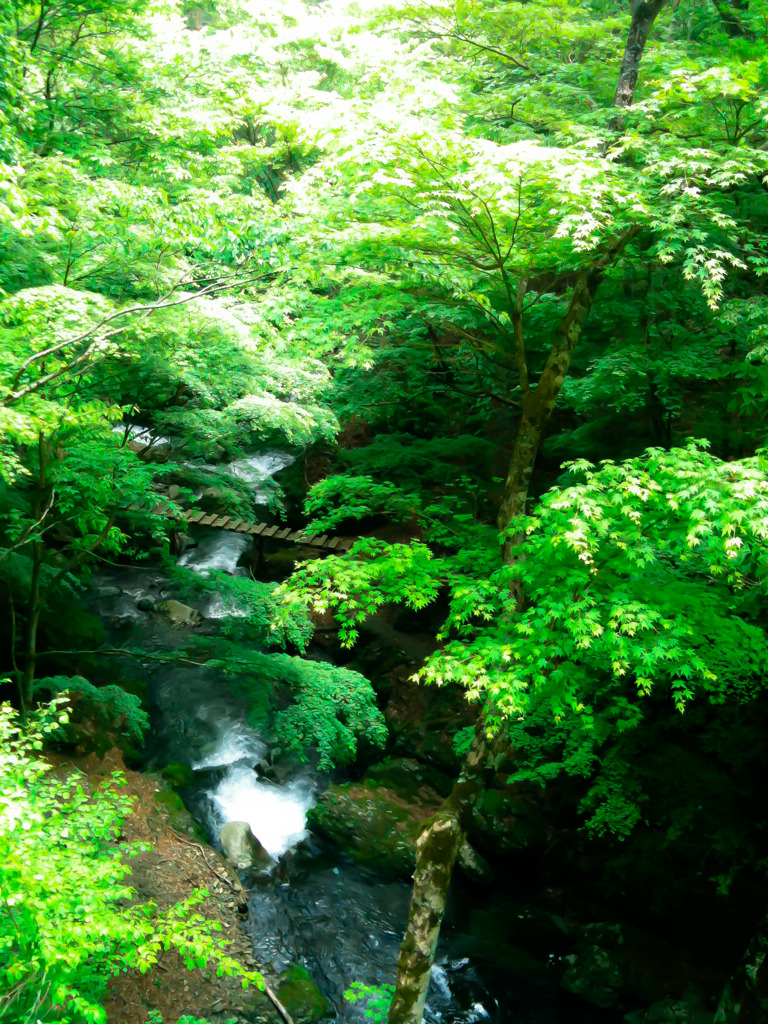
(210, 767, 315, 858)
(193, 720, 315, 858)
(192, 722, 267, 769)
(179, 531, 250, 574)
(227, 451, 294, 504)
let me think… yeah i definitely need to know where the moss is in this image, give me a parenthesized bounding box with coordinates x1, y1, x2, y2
(153, 787, 206, 841)
(250, 965, 332, 1024)
(160, 760, 195, 791)
(277, 965, 332, 1023)
(308, 780, 437, 876)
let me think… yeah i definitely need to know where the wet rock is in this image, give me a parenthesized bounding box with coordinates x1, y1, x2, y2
(95, 585, 124, 600)
(220, 821, 272, 874)
(170, 531, 196, 556)
(156, 599, 202, 626)
(250, 965, 332, 1024)
(561, 923, 626, 1008)
(136, 596, 156, 612)
(308, 778, 438, 876)
(308, 773, 490, 880)
(255, 758, 276, 780)
(168, 483, 181, 500)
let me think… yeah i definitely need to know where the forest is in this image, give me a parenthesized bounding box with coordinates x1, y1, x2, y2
(1, 0, 768, 1022)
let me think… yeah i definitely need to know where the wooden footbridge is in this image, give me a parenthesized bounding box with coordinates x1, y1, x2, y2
(126, 503, 354, 553)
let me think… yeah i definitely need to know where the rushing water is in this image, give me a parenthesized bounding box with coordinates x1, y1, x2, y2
(179, 530, 251, 574)
(85, 446, 566, 1023)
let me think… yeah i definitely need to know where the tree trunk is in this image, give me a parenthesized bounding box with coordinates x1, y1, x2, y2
(715, 911, 768, 1022)
(388, 728, 506, 1024)
(498, 268, 605, 562)
(613, 0, 667, 109)
(388, 229, 641, 1024)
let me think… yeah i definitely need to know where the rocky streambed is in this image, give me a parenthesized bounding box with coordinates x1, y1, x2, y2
(78, 446, 714, 1024)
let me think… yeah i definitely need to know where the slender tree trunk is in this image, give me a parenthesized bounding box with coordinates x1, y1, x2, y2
(20, 543, 43, 708)
(388, 728, 506, 1024)
(613, 0, 668, 109)
(388, 229, 641, 1024)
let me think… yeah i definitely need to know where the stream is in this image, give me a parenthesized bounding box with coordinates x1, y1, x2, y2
(86, 449, 565, 1024)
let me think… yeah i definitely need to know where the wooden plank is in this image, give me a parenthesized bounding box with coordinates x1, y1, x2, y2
(262, 525, 279, 538)
(200, 514, 217, 526)
(235, 521, 250, 533)
(326, 537, 341, 550)
(309, 535, 328, 547)
(227, 519, 243, 531)
(337, 538, 355, 552)
(275, 528, 291, 540)
(186, 512, 205, 524)
(248, 523, 266, 536)
(212, 516, 231, 529)
(286, 531, 301, 542)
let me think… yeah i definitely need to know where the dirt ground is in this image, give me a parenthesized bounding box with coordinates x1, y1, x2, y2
(48, 748, 264, 1024)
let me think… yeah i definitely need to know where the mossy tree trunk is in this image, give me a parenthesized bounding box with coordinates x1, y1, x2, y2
(389, 231, 641, 1024)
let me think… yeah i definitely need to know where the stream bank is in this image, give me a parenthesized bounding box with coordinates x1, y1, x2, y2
(70, 446, 720, 1024)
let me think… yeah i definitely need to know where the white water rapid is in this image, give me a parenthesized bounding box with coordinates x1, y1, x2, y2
(178, 531, 250, 574)
(193, 720, 315, 859)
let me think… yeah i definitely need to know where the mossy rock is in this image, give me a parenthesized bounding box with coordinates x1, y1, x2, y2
(250, 966, 332, 1024)
(153, 787, 206, 841)
(308, 781, 423, 876)
(160, 760, 195, 791)
(277, 966, 332, 1023)
(364, 756, 453, 799)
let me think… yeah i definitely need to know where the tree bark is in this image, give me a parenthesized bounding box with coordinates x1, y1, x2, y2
(388, 727, 506, 1024)
(613, 0, 668, 109)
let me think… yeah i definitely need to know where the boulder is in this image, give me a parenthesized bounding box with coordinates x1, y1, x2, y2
(156, 599, 202, 626)
(276, 965, 332, 1024)
(167, 483, 180, 500)
(249, 965, 332, 1024)
(308, 773, 490, 880)
(219, 820, 272, 873)
(136, 596, 156, 612)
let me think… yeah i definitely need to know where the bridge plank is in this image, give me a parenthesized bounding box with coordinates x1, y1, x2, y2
(212, 516, 230, 528)
(200, 514, 217, 526)
(226, 519, 242, 531)
(275, 528, 291, 540)
(326, 538, 340, 550)
(249, 524, 266, 535)
(235, 521, 250, 533)
(337, 538, 354, 552)
(310, 535, 328, 547)
(186, 512, 205, 524)
(262, 525, 279, 538)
